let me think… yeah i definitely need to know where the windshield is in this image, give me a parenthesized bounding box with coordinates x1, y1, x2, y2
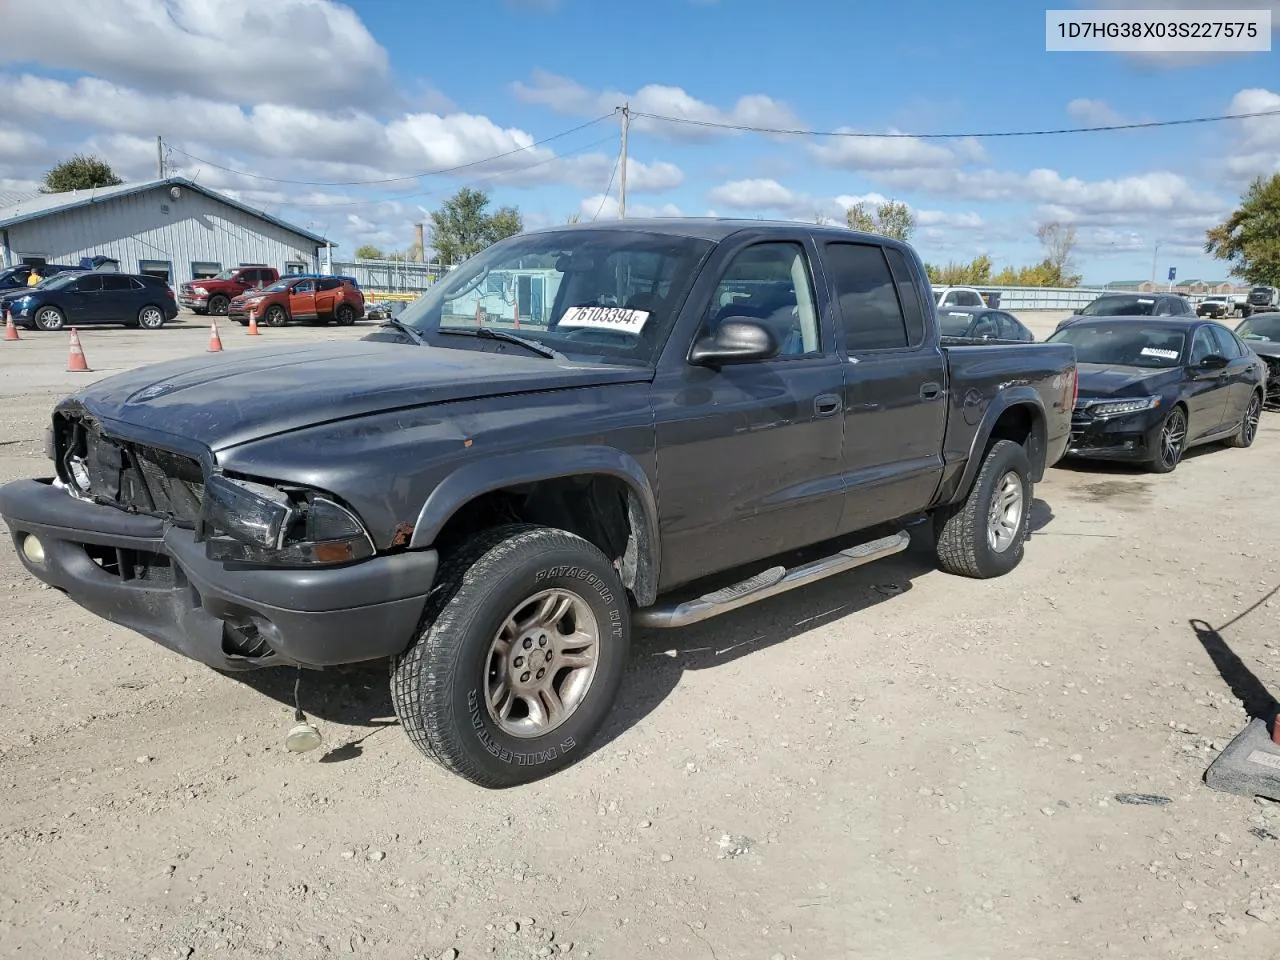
(1079, 295, 1156, 317)
(209, 269, 236, 281)
(394, 229, 715, 365)
(1236, 314, 1280, 342)
(938, 311, 976, 336)
(261, 280, 293, 293)
(932, 291, 943, 304)
(38, 271, 84, 291)
(1048, 322, 1187, 368)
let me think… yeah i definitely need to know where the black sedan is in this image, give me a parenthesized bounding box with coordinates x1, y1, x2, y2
(5, 271, 178, 331)
(1047, 317, 1266, 473)
(1234, 311, 1280, 408)
(937, 307, 1035, 342)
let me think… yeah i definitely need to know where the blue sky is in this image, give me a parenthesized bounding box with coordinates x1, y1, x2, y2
(1, 0, 1278, 284)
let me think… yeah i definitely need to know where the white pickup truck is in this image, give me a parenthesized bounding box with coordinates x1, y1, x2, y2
(932, 286, 989, 308)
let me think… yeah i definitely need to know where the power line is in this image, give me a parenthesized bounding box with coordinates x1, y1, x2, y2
(165, 112, 617, 186)
(591, 154, 622, 221)
(628, 106, 1280, 139)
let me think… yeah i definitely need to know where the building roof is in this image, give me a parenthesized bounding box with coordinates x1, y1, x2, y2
(0, 176, 331, 246)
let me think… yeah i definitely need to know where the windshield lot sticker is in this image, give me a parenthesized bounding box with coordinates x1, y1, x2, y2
(1140, 347, 1179, 360)
(558, 306, 650, 334)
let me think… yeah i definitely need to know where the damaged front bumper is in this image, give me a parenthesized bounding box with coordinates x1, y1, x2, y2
(0, 478, 436, 671)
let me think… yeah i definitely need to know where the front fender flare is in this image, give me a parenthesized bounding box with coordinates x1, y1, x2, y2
(947, 388, 1048, 505)
(408, 446, 661, 604)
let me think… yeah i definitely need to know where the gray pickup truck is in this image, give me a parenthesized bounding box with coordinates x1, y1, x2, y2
(0, 220, 1077, 787)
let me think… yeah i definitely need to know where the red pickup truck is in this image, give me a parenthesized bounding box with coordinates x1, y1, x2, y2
(179, 266, 279, 316)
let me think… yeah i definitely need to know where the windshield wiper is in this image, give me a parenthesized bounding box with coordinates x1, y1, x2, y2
(438, 327, 567, 360)
(380, 317, 428, 346)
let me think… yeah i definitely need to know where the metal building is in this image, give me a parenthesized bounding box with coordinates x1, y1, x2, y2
(0, 176, 333, 286)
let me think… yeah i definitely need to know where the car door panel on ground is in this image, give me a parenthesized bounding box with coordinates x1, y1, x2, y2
(823, 241, 947, 534)
(1207, 323, 1259, 419)
(651, 238, 846, 587)
(1185, 325, 1232, 438)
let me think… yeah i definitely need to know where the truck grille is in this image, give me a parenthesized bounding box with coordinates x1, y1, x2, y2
(57, 415, 205, 526)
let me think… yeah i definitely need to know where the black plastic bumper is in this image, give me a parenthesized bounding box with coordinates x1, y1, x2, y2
(0, 478, 437, 672)
(1066, 408, 1163, 462)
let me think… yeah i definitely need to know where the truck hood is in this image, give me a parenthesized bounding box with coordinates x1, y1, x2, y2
(67, 340, 651, 452)
(1076, 362, 1179, 397)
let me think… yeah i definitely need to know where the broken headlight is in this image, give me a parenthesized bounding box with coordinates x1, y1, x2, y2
(199, 473, 375, 566)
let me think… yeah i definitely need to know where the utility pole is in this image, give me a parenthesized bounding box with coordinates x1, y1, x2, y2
(618, 103, 630, 220)
(1151, 240, 1160, 286)
(156, 135, 165, 179)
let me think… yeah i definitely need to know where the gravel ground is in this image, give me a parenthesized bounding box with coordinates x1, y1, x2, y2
(2, 314, 1279, 959)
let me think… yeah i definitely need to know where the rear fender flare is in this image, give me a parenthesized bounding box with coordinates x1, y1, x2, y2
(948, 389, 1048, 505)
(408, 446, 661, 604)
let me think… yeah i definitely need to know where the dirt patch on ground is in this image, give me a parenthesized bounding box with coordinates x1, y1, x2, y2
(1, 327, 1279, 959)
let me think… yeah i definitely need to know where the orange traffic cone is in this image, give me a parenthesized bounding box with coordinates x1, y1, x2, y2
(3, 305, 18, 341)
(247, 308, 260, 336)
(67, 328, 90, 372)
(208, 318, 223, 352)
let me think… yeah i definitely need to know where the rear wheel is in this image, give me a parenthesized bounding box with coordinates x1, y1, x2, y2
(334, 303, 357, 325)
(1226, 391, 1262, 449)
(934, 439, 1033, 579)
(391, 524, 630, 788)
(137, 305, 166, 329)
(1148, 406, 1187, 473)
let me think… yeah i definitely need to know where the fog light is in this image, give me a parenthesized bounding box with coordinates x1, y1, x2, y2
(20, 534, 45, 565)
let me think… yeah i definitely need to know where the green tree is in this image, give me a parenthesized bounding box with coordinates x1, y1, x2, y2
(40, 154, 123, 193)
(1205, 173, 1280, 285)
(845, 199, 915, 242)
(354, 243, 384, 260)
(925, 255, 993, 286)
(565, 212, 582, 224)
(428, 187, 524, 265)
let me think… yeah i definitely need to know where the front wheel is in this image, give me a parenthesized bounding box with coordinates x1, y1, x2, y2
(1225, 392, 1262, 449)
(391, 524, 630, 788)
(1148, 406, 1187, 474)
(33, 306, 65, 331)
(207, 295, 229, 316)
(933, 439, 1033, 579)
(263, 304, 289, 327)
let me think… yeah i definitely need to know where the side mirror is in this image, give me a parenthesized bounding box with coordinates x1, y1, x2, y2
(1199, 354, 1228, 369)
(689, 318, 780, 367)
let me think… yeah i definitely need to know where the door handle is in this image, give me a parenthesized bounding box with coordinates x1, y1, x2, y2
(920, 382, 943, 401)
(814, 394, 841, 418)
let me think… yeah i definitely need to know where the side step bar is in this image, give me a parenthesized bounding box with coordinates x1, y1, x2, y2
(633, 530, 912, 629)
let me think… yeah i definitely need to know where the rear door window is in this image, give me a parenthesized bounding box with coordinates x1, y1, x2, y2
(823, 241, 909, 352)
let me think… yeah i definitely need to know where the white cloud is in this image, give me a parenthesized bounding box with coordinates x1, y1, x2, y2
(707, 178, 803, 210)
(4, 0, 391, 109)
(1066, 98, 1127, 126)
(810, 131, 987, 171)
(0, 72, 684, 198)
(510, 70, 802, 141)
(578, 196, 685, 220)
(706, 178, 987, 232)
(1220, 87, 1280, 182)
(869, 166, 1226, 218)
